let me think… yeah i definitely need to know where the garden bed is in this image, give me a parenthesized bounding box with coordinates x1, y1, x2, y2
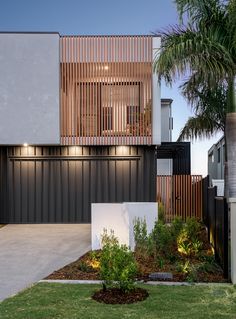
(46, 249, 226, 283)
(46, 218, 226, 284)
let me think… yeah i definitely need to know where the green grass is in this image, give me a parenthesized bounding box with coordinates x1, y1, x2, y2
(0, 283, 236, 319)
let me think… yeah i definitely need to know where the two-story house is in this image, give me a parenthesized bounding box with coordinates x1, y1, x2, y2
(0, 33, 190, 223)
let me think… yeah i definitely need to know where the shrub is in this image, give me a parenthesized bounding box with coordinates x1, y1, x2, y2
(177, 218, 203, 257)
(151, 221, 175, 259)
(133, 218, 148, 251)
(133, 218, 154, 258)
(100, 230, 137, 293)
(170, 217, 184, 238)
(158, 202, 165, 223)
(175, 260, 198, 282)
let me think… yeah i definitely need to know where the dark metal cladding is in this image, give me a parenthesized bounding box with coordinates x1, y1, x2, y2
(156, 142, 191, 175)
(0, 147, 8, 222)
(0, 146, 156, 223)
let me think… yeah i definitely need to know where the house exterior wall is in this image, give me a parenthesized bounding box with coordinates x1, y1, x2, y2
(0, 33, 60, 145)
(0, 145, 156, 223)
(60, 35, 160, 145)
(157, 99, 173, 175)
(208, 136, 225, 184)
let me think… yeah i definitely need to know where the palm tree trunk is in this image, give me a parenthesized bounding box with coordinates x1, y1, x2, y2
(225, 78, 236, 198)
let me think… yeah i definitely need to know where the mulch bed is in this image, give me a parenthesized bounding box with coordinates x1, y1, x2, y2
(46, 250, 226, 283)
(92, 287, 149, 304)
(46, 226, 227, 283)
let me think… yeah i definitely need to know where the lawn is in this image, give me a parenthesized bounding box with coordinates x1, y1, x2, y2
(0, 283, 235, 319)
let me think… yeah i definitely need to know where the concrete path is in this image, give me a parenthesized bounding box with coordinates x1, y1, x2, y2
(0, 224, 91, 301)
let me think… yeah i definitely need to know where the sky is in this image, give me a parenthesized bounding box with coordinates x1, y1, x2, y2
(0, 0, 222, 176)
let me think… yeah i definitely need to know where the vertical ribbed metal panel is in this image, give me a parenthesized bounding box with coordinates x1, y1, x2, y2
(0, 146, 156, 223)
(60, 36, 153, 145)
(0, 147, 8, 222)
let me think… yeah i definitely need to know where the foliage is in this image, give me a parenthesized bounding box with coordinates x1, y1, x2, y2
(100, 230, 137, 293)
(158, 202, 166, 223)
(78, 261, 95, 273)
(153, 0, 236, 198)
(133, 218, 148, 255)
(101, 229, 119, 247)
(177, 218, 202, 257)
(151, 221, 175, 259)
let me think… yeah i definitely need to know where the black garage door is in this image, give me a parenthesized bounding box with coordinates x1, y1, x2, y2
(0, 146, 156, 223)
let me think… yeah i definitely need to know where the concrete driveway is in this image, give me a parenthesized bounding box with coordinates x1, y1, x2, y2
(0, 224, 91, 301)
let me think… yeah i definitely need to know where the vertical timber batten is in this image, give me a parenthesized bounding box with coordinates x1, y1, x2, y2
(60, 36, 154, 145)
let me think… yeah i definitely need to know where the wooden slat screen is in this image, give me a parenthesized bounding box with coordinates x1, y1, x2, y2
(157, 175, 203, 222)
(60, 36, 152, 145)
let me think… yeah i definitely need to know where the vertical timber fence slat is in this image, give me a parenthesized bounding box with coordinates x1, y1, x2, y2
(156, 175, 203, 222)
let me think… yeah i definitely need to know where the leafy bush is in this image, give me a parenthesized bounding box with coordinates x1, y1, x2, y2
(158, 202, 165, 223)
(185, 218, 202, 240)
(133, 218, 148, 252)
(78, 261, 94, 273)
(170, 217, 184, 238)
(175, 260, 198, 282)
(151, 221, 175, 260)
(177, 218, 203, 257)
(100, 230, 137, 293)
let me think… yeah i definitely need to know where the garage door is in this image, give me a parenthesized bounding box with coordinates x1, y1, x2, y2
(0, 146, 156, 223)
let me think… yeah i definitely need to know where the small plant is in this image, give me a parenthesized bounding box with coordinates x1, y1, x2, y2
(133, 218, 148, 249)
(185, 218, 202, 241)
(158, 202, 165, 224)
(88, 251, 100, 270)
(171, 217, 184, 238)
(133, 218, 153, 258)
(177, 218, 203, 257)
(101, 229, 119, 247)
(175, 260, 198, 282)
(151, 221, 174, 259)
(100, 230, 137, 293)
(78, 261, 94, 273)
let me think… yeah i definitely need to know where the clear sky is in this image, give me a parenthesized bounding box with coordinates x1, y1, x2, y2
(0, 0, 222, 176)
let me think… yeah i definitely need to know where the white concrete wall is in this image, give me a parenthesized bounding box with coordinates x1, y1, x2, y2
(91, 202, 158, 251)
(161, 102, 172, 142)
(229, 198, 236, 284)
(152, 37, 161, 145)
(0, 33, 60, 145)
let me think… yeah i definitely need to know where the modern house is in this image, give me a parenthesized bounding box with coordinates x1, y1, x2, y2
(0, 32, 190, 223)
(208, 135, 225, 195)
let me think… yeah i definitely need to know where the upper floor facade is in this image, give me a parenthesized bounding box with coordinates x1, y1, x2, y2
(0, 32, 172, 146)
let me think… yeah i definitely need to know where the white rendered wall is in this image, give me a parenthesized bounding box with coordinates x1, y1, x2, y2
(152, 37, 161, 145)
(91, 202, 158, 251)
(161, 102, 172, 142)
(229, 198, 236, 283)
(0, 33, 60, 145)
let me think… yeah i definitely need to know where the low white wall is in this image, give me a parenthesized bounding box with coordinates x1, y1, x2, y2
(229, 198, 236, 284)
(91, 202, 158, 251)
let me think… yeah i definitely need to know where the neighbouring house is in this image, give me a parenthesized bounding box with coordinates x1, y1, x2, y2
(0, 32, 190, 223)
(208, 135, 225, 196)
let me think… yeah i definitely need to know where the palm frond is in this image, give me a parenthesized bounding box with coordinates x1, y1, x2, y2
(153, 25, 234, 85)
(177, 114, 223, 141)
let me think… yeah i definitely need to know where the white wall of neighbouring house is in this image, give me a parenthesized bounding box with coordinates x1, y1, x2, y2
(156, 99, 173, 175)
(0, 33, 60, 145)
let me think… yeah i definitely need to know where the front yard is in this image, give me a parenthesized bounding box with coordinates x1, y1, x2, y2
(0, 283, 235, 319)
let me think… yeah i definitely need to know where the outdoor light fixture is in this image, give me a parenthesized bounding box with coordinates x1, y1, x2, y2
(23, 143, 28, 147)
(104, 65, 109, 70)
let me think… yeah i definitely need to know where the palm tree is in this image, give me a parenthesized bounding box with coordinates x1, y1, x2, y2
(178, 84, 226, 141)
(154, 0, 236, 198)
